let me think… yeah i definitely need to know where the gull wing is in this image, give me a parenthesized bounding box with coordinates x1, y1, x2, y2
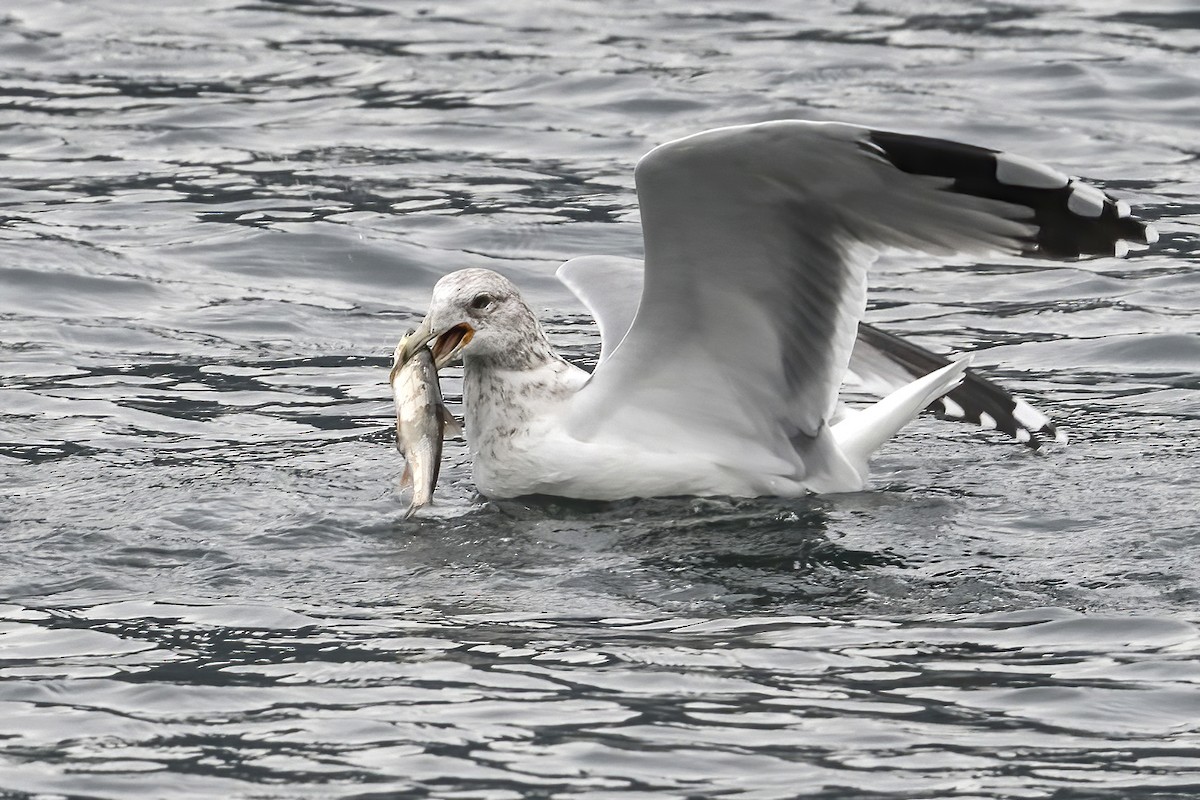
(562, 121, 1153, 485)
(556, 255, 644, 365)
(847, 322, 1066, 447)
(558, 255, 1066, 447)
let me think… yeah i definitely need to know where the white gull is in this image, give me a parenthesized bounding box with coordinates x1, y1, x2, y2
(399, 121, 1156, 500)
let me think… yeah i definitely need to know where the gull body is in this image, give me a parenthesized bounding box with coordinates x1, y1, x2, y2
(403, 121, 1156, 501)
(423, 270, 696, 500)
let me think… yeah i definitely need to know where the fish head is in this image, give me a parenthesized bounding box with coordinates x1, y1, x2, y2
(391, 330, 415, 371)
(390, 328, 436, 388)
(402, 268, 541, 367)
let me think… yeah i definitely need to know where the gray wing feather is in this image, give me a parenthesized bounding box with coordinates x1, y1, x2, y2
(556, 255, 643, 365)
(565, 122, 1036, 471)
(561, 121, 1148, 476)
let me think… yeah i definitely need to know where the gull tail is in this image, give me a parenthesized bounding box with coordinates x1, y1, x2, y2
(832, 356, 972, 482)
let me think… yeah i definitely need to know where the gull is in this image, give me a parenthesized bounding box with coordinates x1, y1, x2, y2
(397, 121, 1156, 501)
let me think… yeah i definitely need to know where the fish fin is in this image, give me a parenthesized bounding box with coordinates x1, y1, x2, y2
(404, 501, 420, 520)
(399, 462, 413, 491)
(439, 405, 463, 438)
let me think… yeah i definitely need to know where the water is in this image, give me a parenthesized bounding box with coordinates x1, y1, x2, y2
(2, 0, 1198, 797)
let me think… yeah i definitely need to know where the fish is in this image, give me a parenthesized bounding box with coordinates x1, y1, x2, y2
(389, 330, 462, 518)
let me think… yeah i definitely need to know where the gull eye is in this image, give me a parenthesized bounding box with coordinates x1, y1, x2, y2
(470, 293, 495, 311)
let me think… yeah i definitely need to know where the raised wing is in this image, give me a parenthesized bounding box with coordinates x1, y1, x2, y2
(561, 121, 1153, 481)
(556, 255, 644, 365)
(558, 254, 1067, 446)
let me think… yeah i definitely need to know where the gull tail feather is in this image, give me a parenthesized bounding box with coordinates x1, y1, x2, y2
(832, 356, 972, 481)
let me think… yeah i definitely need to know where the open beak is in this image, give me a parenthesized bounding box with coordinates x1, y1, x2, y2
(396, 316, 475, 369)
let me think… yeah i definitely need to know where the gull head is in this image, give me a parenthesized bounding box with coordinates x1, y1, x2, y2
(401, 268, 554, 370)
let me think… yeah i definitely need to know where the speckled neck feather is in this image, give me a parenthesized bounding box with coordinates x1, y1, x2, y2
(465, 307, 560, 372)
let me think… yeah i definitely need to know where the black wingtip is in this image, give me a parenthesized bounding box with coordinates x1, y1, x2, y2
(855, 322, 1063, 449)
(864, 130, 1156, 261)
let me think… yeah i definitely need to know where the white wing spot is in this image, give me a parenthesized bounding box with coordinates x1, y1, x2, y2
(1066, 184, 1106, 218)
(978, 411, 997, 430)
(861, 140, 889, 160)
(1012, 398, 1070, 448)
(1116, 199, 1131, 218)
(994, 153, 1069, 189)
(1144, 225, 1159, 244)
(1114, 240, 1129, 258)
(1012, 398, 1051, 433)
(939, 396, 965, 419)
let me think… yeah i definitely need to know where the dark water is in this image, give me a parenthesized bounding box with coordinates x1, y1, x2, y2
(2, 1, 1199, 797)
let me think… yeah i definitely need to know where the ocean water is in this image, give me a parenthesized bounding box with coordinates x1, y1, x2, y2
(2, 1, 1198, 797)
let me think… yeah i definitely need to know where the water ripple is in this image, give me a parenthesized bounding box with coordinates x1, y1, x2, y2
(2, 605, 1199, 797)
(3, 0, 1198, 797)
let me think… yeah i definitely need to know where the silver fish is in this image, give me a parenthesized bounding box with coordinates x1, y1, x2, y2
(389, 330, 462, 518)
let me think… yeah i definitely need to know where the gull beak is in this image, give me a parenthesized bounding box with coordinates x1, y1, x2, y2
(397, 316, 475, 369)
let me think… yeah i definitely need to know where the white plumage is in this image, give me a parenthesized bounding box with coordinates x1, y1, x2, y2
(400, 121, 1156, 500)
